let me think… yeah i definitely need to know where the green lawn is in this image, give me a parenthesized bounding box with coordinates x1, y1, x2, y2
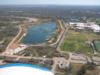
(94, 41, 100, 52)
(61, 30, 100, 54)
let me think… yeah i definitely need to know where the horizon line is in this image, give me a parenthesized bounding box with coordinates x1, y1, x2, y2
(0, 4, 100, 6)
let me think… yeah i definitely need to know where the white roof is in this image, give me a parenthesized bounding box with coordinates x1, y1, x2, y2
(91, 24, 100, 31)
(77, 23, 84, 27)
(70, 22, 100, 31)
(14, 44, 28, 53)
(70, 22, 84, 27)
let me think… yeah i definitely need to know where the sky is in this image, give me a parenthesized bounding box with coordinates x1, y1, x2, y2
(0, 0, 100, 5)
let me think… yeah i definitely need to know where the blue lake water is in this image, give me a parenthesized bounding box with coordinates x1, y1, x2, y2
(21, 22, 56, 44)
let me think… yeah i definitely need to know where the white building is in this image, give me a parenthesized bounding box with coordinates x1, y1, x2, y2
(70, 22, 100, 32)
(91, 24, 100, 32)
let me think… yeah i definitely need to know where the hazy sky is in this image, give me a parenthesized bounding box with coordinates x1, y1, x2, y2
(0, 0, 100, 5)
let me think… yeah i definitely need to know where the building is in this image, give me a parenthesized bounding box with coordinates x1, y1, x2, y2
(58, 58, 70, 69)
(70, 22, 100, 32)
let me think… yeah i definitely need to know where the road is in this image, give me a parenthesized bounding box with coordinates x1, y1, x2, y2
(57, 21, 70, 52)
(0, 52, 100, 74)
(0, 54, 52, 61)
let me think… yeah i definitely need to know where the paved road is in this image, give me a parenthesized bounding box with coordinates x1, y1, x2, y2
(57, 22, 70, 52)
(0, 54, 52, 61)
(0, 52, 100, 73)
(69, 53, 100, 65)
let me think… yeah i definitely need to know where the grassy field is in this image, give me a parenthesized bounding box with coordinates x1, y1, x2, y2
(94, 41, 100, 52)
(61, 30, 100, 54)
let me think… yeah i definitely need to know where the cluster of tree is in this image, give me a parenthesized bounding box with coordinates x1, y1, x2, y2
(0, 17, 19, 52)
(77, 63, 96, 75)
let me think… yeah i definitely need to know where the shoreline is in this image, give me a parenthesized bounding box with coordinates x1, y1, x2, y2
(3, 18, 64, 55)
(3, 18, 39, 55)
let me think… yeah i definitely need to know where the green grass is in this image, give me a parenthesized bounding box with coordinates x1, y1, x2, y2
(61, 30, 100, 54)
(94, 41, 100, 52)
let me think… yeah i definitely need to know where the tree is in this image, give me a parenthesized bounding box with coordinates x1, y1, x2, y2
(77, 65, 86, 75)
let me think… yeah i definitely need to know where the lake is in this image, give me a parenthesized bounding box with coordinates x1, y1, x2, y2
(21, 22, 56, 44)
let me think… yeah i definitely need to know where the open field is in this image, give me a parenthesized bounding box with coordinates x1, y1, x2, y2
(61, 29, 100, 54)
